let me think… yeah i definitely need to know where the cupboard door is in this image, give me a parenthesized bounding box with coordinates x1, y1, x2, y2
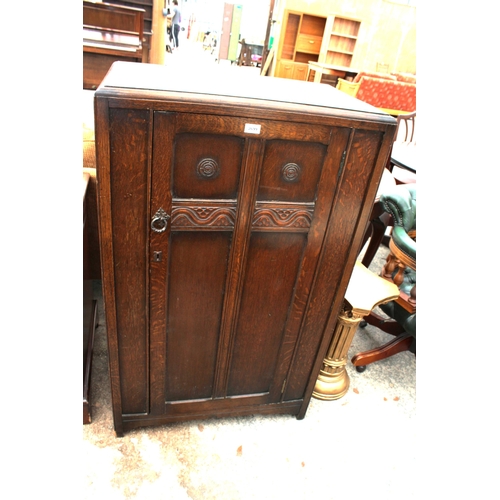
(226, 132, 350, 402)
(149, 112, 246, 413)
(149, 112, 351, 415)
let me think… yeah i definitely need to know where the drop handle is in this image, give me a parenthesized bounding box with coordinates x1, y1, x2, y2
(151, 208, 170, 233)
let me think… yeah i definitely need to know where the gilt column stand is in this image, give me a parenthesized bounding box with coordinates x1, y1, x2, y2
(313, 262, 400, 400)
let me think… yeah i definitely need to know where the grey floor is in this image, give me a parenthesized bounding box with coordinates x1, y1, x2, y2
(83, 40, 416, 499)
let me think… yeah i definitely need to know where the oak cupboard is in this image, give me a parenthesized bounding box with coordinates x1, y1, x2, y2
(95, 61, 396, 436)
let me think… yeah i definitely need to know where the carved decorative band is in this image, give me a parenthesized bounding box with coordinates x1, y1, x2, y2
(171, 206, 236, 229)
(197, 158, 220, 179)
(282, 163, 301, 182)
(252, 206, 313, 231)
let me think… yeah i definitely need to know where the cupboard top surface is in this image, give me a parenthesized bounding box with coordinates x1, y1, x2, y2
(96, 62, 395, 124)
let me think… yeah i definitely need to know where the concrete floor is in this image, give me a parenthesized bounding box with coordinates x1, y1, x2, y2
(83, 40, 416, 499)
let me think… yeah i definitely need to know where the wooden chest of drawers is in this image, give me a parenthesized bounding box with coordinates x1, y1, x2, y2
(95, 62, 396, 436)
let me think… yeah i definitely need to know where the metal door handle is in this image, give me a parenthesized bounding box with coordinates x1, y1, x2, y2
(151, 208, 170, 233)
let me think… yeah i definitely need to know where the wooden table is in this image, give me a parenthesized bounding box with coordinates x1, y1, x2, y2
(390, 142, 416, 184)
(306, 61, 359, 83)
(391, 142, 416, 173)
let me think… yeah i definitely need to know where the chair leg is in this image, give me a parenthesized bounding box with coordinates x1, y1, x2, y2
(361, 212, 392, 267)
(351, 333, 414, 370)
(362, 311, 405, 336)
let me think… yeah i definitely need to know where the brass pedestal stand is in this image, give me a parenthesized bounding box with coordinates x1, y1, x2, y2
(313, 262, 399, 400)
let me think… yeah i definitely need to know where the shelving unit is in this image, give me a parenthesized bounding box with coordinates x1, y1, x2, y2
(325, 17, 361, 67)
(276, 11, 326, 80)
(276, 10, 361, 81)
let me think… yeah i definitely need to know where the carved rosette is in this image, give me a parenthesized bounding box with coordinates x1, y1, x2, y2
(196, 158, 220, 179)
(171, 206, 236, 229)
(281, 162, 301, 182)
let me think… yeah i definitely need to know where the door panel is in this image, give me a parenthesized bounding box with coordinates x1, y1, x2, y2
(166, 231, 232, 401)
(227, 232, 306, 396)
(173, 133, 243, 199)
(258, 140, 326, 202)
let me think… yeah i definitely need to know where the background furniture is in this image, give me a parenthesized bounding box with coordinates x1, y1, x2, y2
(306, 61, 359, 86)
(95, 61, 396, 436)
(237, 40, 263, 67)
(352, 184, 416, 372)
(376, 62, 390, 73)
(313, 262, 399, 400)
(105, 0, 153, 59)
(83, 1, 147, 90)
(107, 0, 153, 51)
(336, 76, 360, 96)
(359, 168, 396, 268)
(359, 112, 417, 266)
(275, 10, 360, 81)
(336, 71, 416, 116)
(390, 111, 417, 184)
(83, 172, 98, 424)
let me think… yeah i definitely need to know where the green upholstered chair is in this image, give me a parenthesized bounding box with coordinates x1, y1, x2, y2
(352, 183, 416, 372)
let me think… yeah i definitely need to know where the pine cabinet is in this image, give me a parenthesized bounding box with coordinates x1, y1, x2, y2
(95, 62, 396, 436)
(276, 10, 361, 81)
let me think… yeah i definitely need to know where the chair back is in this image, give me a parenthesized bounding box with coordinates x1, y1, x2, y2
(395, 112, 416, 144)
(336, 78, 360, 97)
(381, 184, 416, 268)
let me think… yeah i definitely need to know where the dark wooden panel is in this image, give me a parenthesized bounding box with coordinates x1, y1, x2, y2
(125, 401, 303, 432)
(173, 133, 244, 199)
(258, 140, 326, 202)
(284, 129, 384, 401)
(227, 232, 306, 396)
(166, 232, 232, 401)
(110, 0, 154, 34)
(175, 114, 332, 144)
(109, 107, 150, 415)
(84, 52, 141, 90)
(83, 2, 144, 33)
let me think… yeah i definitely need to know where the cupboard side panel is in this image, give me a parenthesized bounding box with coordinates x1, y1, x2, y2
(109, 107, 150, 415)
(166, 231, 232, 402)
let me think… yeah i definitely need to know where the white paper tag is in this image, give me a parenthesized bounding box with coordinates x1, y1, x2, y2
(244, 123, 261, 134)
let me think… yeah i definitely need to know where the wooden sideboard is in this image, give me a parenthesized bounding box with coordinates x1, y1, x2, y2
(95, 61, 396, 436)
